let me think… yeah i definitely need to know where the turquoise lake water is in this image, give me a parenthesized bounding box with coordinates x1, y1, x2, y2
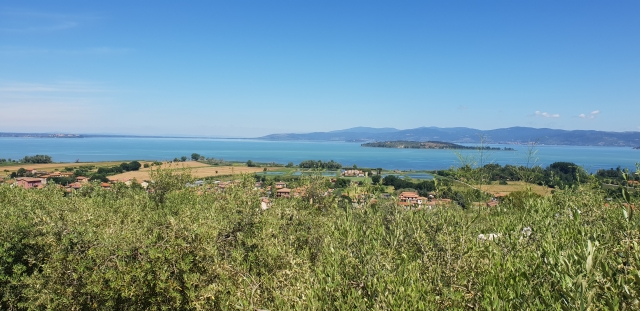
(1, 137, 639, 172)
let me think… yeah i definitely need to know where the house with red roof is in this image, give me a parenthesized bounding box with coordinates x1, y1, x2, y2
(16, 177, 44, 189)
(276, 188, 291, 198)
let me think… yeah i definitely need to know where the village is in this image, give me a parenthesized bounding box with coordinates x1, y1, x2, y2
(1, 164, 513, 212)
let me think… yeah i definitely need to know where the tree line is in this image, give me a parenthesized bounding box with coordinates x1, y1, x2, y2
(0, 155, 53, 164)
(438, 161, 596, 189)
(298, 160, 342, 170)
(381, 175, 437, 196)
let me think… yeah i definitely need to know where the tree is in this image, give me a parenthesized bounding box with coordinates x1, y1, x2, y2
(191, 153, 201, 161)
(247, 160, 256, 167)
(89, 174, 109, 182)
(286, 162, 294, 168)
(21, 154, 52, 164)
(128, 161, 142, 171)
(181, 156, 187, 162)
(334, 178, 350, 188)
(16, 168, 27, 177)
(545, 162, 588, 188)
(148, 166, 194, 205)
(371, 175, 381, 184)
(298, 160, 342, 170)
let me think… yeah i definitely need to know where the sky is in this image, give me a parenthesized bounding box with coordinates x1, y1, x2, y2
(1, 1, 639, 137)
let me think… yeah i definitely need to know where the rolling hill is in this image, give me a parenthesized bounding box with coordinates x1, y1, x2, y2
(258, 126, 640, 147)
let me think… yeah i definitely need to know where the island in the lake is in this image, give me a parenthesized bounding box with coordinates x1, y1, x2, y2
(361, 141, 515, 150)
(634, 146, 640, 150)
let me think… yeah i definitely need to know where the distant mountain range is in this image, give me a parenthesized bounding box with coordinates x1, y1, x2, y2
(258, 126, 640, 147)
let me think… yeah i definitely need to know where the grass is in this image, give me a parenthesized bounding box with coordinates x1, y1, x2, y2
(479, 181, 553, 196)
(446, 179, 553, 198)
(110, 162, 274, 180)
(341, 176, 371, 182)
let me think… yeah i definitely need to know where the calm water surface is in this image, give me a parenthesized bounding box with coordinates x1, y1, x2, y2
(1, 137, 638, 172)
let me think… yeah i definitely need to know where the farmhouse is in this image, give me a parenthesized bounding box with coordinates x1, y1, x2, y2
(399, 191, 420, 206)
(276, 188, 291, 198)
(260, 197, 271, 210)
(15, 177, 44, 189)
(342, 169, 365, 177)
(24, 168, 37, 175)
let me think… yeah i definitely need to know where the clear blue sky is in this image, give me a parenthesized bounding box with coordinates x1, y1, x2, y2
(1, 1, 638, 137)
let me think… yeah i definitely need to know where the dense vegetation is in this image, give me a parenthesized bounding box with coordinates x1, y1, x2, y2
(0, 155, 52, 164)
(438, 161, 599, 189)
(0, 167, 638, 310)
(362, 141, 513, 151)
(298, 160, 343, 170)
(84, 161, 143, 182)
(382, 175, 436, 195)
(20, 155, 53, 164)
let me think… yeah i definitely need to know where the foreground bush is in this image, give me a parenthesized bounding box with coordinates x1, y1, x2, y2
(0, 176, 638, 310)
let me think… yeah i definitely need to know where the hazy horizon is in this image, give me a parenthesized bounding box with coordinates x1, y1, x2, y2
(1, 1, 639, 137)
(3, 124, 640, 140)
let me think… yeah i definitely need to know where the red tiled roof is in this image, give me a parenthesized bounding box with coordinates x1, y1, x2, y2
(399, 192, 419, 198)
(16, 177, 42, 182)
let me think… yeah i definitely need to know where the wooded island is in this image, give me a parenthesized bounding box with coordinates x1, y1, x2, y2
(361, 140, 514, 150)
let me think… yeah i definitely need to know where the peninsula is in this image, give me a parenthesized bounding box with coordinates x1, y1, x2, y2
(361, 141, 514, 150)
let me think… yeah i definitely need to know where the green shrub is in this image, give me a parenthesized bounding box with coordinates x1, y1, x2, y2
(0, 170, 637, 310)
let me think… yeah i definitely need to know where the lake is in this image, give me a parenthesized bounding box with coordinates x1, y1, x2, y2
(1, 137, 638, 172)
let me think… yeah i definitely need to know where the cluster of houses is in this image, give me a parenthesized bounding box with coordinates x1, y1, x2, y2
(3, 167, 154, 193)
(9, 168, 74, 189)
(397, 191, 505, 209)
(11, 174, 141, 193)
(4, 169, 507, 211)
(341, 169, 366, 177)
(398, 191, 453, 208)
